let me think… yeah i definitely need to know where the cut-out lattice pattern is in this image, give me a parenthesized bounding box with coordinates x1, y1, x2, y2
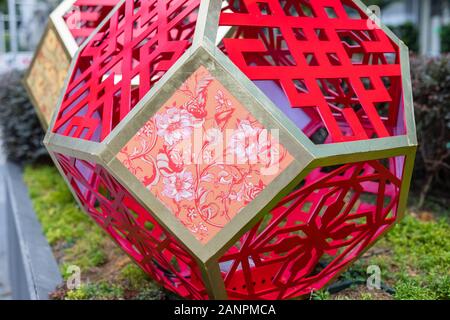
(45, 0, 416, 300)
(219, 0, 403, 143)
(63, 0, 120, 45)
(220, 157, 404, 299)
(53, 0, 201, 141)
(55, 154, 208, 299)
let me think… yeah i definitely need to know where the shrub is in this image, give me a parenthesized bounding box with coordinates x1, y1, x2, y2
(0, 70, 48, 165)
(410, 54, 450, 207)
(388, 22, 419, 53)
(441, 24, 450, 53)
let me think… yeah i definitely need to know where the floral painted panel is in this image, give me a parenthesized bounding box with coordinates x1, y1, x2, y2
(117, 66, 293, 244)
(25, 27, 70, 125)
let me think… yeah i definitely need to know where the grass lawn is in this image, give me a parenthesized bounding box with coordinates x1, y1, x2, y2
(23, 164, 167, 300)
(23, 164, 450, 300)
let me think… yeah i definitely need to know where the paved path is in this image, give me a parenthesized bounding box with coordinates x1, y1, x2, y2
(0, 137, 11, 300)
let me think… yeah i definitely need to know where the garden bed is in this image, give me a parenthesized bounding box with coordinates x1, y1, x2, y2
(24, 164, 450, 300)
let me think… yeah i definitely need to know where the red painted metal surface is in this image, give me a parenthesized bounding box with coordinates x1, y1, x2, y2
(53, 0, 201, 141)
(63, 0, 120, 46)
(48, 0, 411, 299)
(219, 0, 404, 143)
(220, 157, 405, 299)
(55, 153, 208, 299)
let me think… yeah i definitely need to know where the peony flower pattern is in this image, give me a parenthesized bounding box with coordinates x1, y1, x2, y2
(162, 170, 194, 202)
(155, 107, 196, 146)
(118, 66, 293, 243)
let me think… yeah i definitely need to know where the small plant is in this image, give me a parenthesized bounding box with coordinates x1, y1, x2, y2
(0, 71, 48, 165)
(381, 215, 450, 300)
(310, 289, 331, 300)
(66, 282, 125, 300)
(119, 264, 152, 290)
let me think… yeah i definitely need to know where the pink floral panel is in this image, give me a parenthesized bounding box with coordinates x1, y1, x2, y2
(118, 66, 293, 244)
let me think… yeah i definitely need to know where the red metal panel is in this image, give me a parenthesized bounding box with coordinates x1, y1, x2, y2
(53, 0, 201, 142)
(220, 157, 405, 299)
(47, 0, 413, 300)
(219, 0, 404, 143)
(55, 153, 208, 299)
(63, 0, 120, 45)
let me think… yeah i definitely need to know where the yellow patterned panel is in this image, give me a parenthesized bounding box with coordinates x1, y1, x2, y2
(25, 27, 70, 127)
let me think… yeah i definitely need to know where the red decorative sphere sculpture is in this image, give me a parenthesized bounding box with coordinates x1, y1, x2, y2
(45, 0, 417, 299)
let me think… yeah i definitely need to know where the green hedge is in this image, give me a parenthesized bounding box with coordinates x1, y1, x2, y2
(410, 54, 450, 207)
(0, 71, 48, 165)
(388, 22, 419, 53)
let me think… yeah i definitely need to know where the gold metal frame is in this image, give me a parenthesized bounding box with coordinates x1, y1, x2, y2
(44, 0, 418, 299)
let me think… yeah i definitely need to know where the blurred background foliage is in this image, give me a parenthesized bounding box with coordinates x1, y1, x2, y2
(410, 54, 450, 208)
(389, 22, 419, 52)
(0, 70, 48, 165)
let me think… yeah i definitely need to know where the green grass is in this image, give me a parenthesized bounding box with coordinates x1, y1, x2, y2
(23, 165, 108, 271)
(384, 215, 450, 299)
(62, 264, 165, 300)
(23, 164, 165, 300)
(332, 214, 450, 300)
(23, 164, 450, 300)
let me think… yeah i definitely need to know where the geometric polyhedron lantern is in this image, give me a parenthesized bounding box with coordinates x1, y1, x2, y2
(24, 0, 119, 128)
(45, 0, 417, 299)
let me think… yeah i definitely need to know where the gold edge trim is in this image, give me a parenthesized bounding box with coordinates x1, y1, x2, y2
(399, 43, 418, 146)
(46, 0, 127, 140)
(50, 0, 80, 56)
(46, 133, 105, 163)
(204, 160, 310, 262)
(106, 157, 206, 260)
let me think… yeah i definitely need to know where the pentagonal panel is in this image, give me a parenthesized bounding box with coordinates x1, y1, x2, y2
(218, 0, 405, 143)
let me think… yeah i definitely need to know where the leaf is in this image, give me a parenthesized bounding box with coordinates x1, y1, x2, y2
(195, 75, 213, 96)
(215, 108, 235, 128)
(200, 173, 214, 182)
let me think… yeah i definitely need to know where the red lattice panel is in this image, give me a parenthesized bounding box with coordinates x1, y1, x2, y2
(63, 0, 120, 46)
(220, 157, 405, 299)
(55, 153, 208, 299)
(219, 0, 404, 143)
(53, 0, 201, 142)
